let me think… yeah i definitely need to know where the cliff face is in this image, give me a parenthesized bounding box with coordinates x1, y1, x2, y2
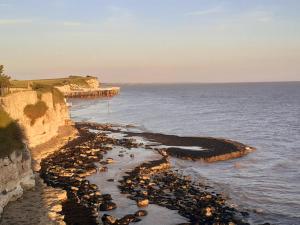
(0, 147, 35, 216)
(85, 77, 100, 89)
(0, 91, 70, 148)
(55, 77, 100, 95)
(0, 89, 71, 218)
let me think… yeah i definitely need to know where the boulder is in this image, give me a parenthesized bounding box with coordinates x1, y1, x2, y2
(102, 214, 117, 224)
(99, 201, 117, 211)
(135, 210, 148, 217)
(137, 198, 149, 207)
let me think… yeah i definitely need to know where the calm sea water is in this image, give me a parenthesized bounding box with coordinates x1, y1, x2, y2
(70, 83, 300, 225)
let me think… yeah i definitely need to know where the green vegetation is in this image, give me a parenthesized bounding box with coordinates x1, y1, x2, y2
(0, 65, 11, 96)
(0, 65, 10, 86)
(24, 101, 49, 126)
(0, 108, 24, 158)
(10, 75, 96, 89)
(32, 83, 65, 106)
(51, 86, 65, 106)
(9, 75, 96, 104)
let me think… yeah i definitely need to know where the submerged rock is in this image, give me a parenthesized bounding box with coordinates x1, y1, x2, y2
(119, 157, 250, 225)
(106, 158, 114, 164)
(117, 214, 136, 224)
(99, 201, 117, 211)
(99, 166, 108, 172)
(135, 209, 148, 217)
(102, 214, 117, 224)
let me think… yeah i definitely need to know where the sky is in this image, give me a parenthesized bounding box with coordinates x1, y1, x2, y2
(0, 0, 300, 83)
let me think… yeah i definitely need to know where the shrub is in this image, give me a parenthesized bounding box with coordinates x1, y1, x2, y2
(0, 65, 11, 96)
(24, 101, 48, 126)
(52, 87, 65, 106)
(68, 78, 90, 87)
(31, 83, 65, 107)
(0, 65, 11, 87)
(31, 83, 53, 93)
(0, 108, 24, 158)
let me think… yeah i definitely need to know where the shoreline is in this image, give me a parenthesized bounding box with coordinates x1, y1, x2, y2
(124, 131, 255, 162)
(39, 122, 254, 225)
(1, 121, 256, 225)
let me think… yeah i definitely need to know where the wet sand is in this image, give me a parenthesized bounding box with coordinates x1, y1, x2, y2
(88, 145, 188, 225)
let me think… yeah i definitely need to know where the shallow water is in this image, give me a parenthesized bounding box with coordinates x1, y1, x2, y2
(70, 82, 300, 225)
(88, 144, 188, 225)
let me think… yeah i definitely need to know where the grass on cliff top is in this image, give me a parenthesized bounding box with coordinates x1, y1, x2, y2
(0, 108, 24, 158)
(32, 83, 65, 106)
(10, 75, 96, 89)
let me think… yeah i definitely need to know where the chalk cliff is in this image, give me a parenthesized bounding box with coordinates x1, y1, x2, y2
(0, 89, 70, 219)
(0, 90, 70, 148)
(55, 77, 100, 95)
(0, 147, 35, 216)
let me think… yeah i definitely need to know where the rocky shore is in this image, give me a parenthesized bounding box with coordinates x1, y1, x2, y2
(124, 132, 255, 162)
(37, 122, 256, 225)
(40, 123, 141, 225)
(119, 157, 249, 225)
(79, 122, 255, 162)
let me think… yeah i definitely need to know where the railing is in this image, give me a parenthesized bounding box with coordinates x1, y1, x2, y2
(64, 87, 120, 98)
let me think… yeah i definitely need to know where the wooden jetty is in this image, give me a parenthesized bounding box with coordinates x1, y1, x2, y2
(65, 87, 120, 98)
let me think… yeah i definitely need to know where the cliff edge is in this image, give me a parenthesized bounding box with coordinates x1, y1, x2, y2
(0, 88, 71, 219)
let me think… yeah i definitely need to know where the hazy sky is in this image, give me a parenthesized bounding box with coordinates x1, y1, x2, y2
(0, 0, 300, 83)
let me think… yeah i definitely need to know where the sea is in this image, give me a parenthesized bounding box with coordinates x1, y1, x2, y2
(69, 82, 300, 225)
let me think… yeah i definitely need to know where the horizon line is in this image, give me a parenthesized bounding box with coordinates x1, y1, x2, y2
(103, 80, 300, 85)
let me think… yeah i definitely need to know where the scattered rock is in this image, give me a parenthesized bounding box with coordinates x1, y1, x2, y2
(51, 204, 62, 213)
(106, 158, 114, 164)
(135, 210, 148, 217)
(40, 122, 254, 225)
(119, 157, 250, 225)
(102, 214, 117, 224)
(101, 194, 112, 201)
(117, 214, 136, 224)
(204, 206, 213, 217)
(100, 166, 108, 172)
(99, 201, 117, 211)
(137, 198, 149, 207)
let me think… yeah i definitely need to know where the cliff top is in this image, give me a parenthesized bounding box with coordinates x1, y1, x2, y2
(10, 75, 98, 89)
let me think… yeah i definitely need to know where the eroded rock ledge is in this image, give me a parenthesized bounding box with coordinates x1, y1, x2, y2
(119, 157, 250, 225)
(79, 122, 255, 162)
(39, 122, 255, 225)
(125, 132, 255, 162)
(0, 147, 35, 217)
